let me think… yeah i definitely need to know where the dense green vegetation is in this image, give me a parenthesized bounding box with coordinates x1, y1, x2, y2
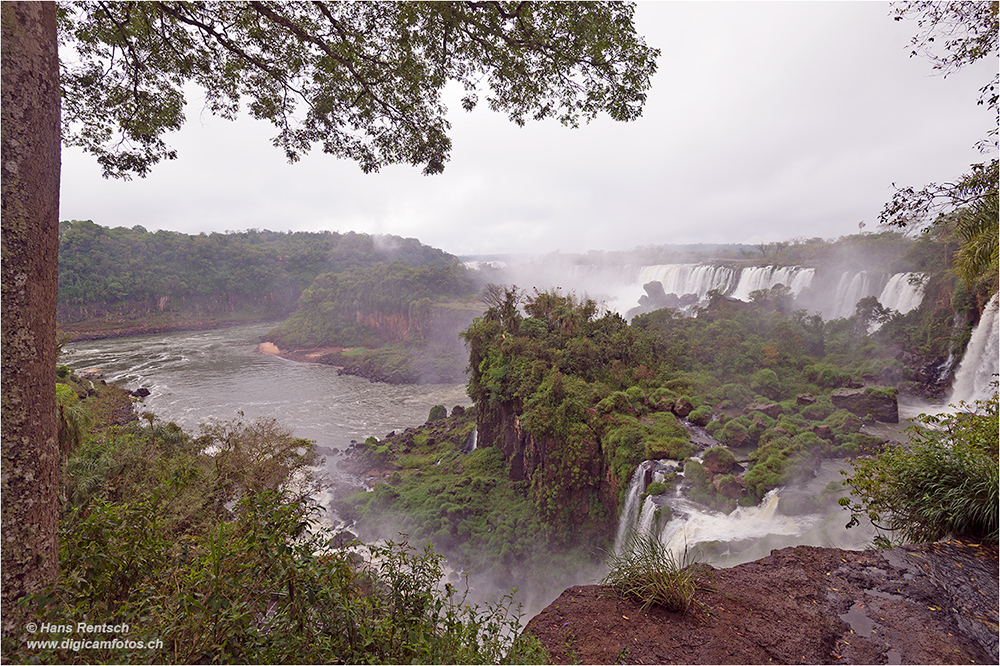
(467, 287, 890, 506)
(57, 220, 457, 324)
(6, 373, 543, 664)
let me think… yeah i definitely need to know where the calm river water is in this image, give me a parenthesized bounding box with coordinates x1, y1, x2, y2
(62, 322, 469, 492)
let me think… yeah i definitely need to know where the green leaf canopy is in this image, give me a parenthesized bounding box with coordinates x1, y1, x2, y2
(58, 1, 660, 178)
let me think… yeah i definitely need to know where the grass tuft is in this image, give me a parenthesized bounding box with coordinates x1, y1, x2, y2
(601, 534, 708, 613)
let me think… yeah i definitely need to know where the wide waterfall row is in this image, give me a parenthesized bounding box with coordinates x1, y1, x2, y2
(949, 293, 999, 404)
(636, 264, 816, 304)
(634, 264, 926, 321)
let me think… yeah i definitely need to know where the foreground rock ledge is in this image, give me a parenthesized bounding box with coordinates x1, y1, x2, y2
(524, 539, 997, 665)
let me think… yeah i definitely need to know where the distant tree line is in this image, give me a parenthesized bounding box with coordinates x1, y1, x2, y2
(57, 221, 457, 322)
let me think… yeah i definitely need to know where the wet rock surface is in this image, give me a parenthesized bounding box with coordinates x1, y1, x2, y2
(831, 387, 899, 423)
(524, 538, 997, 664)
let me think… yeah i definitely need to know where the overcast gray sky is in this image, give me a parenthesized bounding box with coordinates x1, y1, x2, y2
(59, 1, 996, 257)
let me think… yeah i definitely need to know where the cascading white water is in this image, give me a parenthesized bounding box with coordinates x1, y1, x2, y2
(658, 490, 814, 561)
(590, 262, 927, 324)
(728, 266, 815, 302)
(636, 265, 737, 300)
(613, 459, 875, 567)
(612, 460, 657, 554)
(461, 427, 478, 454)
(828, 271, 885, 319)
(636, 264, 815, 304)
(949, 293, 999, 404)
(877, 272, 926, 315)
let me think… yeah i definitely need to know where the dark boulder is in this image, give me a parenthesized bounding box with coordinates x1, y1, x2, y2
(713, 474, 746, 500)
(672, 398, 694, 418)
(745, 401, 782, 419)
(831, 387, 899, 423)
(703, 446, 737, 476)
(812, 424, 834, 440)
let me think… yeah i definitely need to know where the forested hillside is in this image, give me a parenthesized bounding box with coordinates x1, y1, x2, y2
(57, 220, 457, 331)
(264, 262, 475, 349)
(263, 262, 482, 383)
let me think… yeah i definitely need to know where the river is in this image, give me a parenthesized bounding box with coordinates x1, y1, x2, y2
(61, 322, 470, 506)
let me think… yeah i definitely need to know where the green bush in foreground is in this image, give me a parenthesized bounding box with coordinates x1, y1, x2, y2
(841, 389, 999, 545)
(600, 534, 709, 613)
(5, 377, 545, 665)
(12, 492, 545, 665)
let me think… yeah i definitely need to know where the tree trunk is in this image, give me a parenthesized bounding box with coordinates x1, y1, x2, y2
(1, 1, 61, 635)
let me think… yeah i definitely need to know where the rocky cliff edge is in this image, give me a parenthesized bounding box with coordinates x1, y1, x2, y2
(524, 538, 998, 664)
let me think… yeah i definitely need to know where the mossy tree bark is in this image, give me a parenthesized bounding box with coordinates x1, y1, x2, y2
(1, 1, 61, 635)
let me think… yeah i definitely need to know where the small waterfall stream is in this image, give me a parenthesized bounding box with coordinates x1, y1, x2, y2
(612, 460, 658, 554)
(949, 293, 999, 404)
(461, 428, 478, 454)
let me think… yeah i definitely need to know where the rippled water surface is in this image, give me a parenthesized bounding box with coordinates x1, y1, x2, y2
(62, 323, 470, 455)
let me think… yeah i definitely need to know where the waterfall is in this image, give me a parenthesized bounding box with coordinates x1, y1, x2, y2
(611, 458, 876, 567)
(877, 273, 926, 315)
(658, 490, 807, 561)
(729, 266, 815, 302)
(635, 265, 815, 304)
(628, 264, 926, 325)
(612, 461, 657, 554)
(461, 428, 478, 454)
(826, 271, 886, 319)
(949, 293, 1000, 404)
(636, 265, 737, 300)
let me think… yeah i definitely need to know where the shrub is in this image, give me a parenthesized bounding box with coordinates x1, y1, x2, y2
(642, 481, 670, 500)
(800, 398, 836, 421)
(428, 404, 448, 422)
(750, 368, 781, 399)
(718, 419, 749, 447)
(720, 382, 754, 406)
(687, 405, 713, 426)
(841, 391, 999, 544)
